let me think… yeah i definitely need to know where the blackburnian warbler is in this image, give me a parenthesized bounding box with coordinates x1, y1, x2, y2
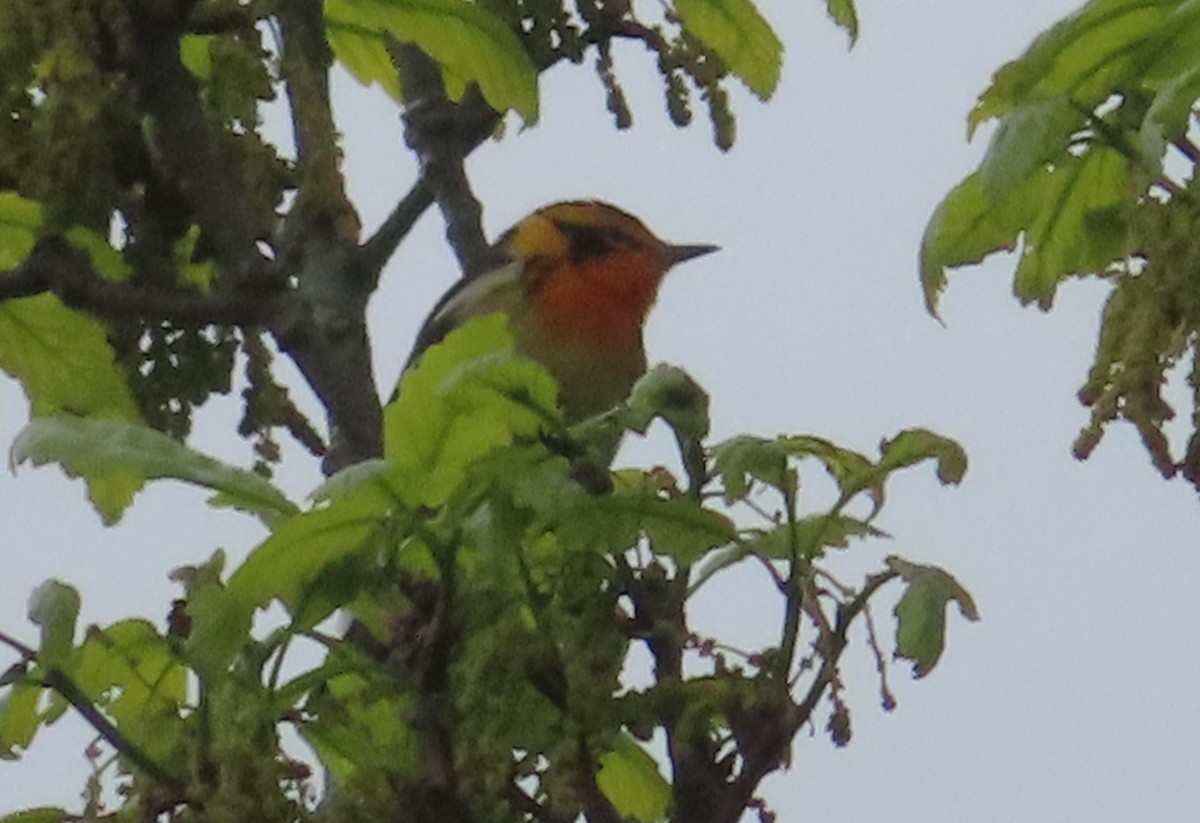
(405, 201, 718, 419)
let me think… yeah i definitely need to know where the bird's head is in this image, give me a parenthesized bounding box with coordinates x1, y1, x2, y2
(500, 200, 719, 274)
(497, 200, 717, 354)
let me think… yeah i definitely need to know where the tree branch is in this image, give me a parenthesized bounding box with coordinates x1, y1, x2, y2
(358, 178, 435, 285)
(125, 2, 264, 283)
(275, 0, 360, 250)
(1, 629, 184, 795)
(717, 569, 901, 823)
(392, 44, 507, 278)
(0, 237, 277, 325)
(40, 667, 185, 795)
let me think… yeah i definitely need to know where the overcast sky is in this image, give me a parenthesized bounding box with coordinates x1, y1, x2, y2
(3, 0, 1198, 820)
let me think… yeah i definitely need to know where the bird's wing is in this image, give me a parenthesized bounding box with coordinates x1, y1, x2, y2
(404, 259, 527, 371)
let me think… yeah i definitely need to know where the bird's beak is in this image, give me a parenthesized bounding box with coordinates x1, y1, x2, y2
(663, 242, 720, 267)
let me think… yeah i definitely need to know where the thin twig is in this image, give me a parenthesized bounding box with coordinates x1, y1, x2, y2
(862, 602, 897, 711)
(23, 663, 185, 793)
(357, 178, 435, 285)
(0, 628, 35, 659)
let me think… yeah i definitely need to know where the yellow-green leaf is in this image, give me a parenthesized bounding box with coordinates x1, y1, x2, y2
(324, 0, 539, 121)
(10, 417, 298, 526)
(0, 192, 42, 268)
(597, 734, 670, 822)
(386, 314, 561, 507)
(673, 0, 783, 99)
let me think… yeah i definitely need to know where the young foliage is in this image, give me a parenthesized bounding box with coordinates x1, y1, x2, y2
(325, 0, 541, 121)
(0, 319, 971, 822)
(922, 0, 1200, 490)
(0, 1, 981, 821)
(10, 415, 299, 526)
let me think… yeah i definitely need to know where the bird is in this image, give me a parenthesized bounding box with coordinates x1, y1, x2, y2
(403, 200, 718, 421)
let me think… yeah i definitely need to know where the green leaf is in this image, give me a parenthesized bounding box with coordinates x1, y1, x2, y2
(1010, 146, 1131, 308)
(1140, 63, 1200, 168)
(310, 458, 395, 505)
(325, 16, 402, 100)
(71, 620, 188, 765)
(386, 314, 561, 507)
(776, 434, 874, 502)
(187, 493, 385, 675)
(635, 497, 736, 563)
(0, 194, 138, 430)
(922, 142, 1130, 315)
(622, 364, 710, 443)
(597, 733, 670, 823)
(920, 172, 1025, 317)
(0, 682, 44, 759)
(0, 295, 141, 421)
(673, 0, 783, 99)
(969, 0, 1171, 133)
(824, 0, 859, 46)
(180, 34, 214, 80)
(300, 672, 418, 782)
(0, 808, 69, 823)
(888, 556, 979, 678)
(10, 417, 298, 526)
(978, 95, 1082, 202)
(324, 0, 539, 121)
(26, 581, 79, 670)
(710, 435, 793, 501)
(691, 515, 888, 593)
(64, 227, 130, 282)
(0, 192, 42, 268)
(877, 429, 968, 486)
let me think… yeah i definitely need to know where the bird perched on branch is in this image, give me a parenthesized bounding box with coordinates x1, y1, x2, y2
(404, 200, 718, 420)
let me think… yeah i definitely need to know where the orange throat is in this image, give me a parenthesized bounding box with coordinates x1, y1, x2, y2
(531, 250, 666, 354)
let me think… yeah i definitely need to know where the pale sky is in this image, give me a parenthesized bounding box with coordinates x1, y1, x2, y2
(3, 0, 1198, 820)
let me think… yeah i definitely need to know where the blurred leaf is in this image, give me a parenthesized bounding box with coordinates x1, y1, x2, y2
(673, 0, 783, 99)
(633, 496, 736, 563)
(1140, 64, 1200, 168)
(0, 192, 42, 268)
(597, 733, 670, 822)
(26, 581, 79, 670)
(63, 226, 130, 282)
(691, 515, 887, 593)
(0, 682, 43, 759)
(179, 34, 214, 80)
(0, 809, 69, 823)
(324, 0, 539, 121)
(310, 458, 393, 505)
(978, 95, 1081, 202)
(11, 417, 298, 526)
(300, 672, 418, 782)
(757, 514, 888, 558)
(888, 556, 979, 678)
